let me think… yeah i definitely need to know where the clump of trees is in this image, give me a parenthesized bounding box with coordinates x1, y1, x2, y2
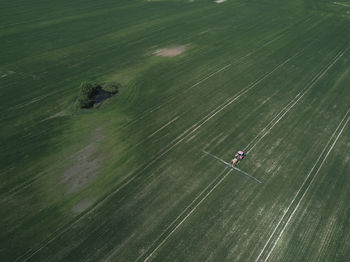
(76, 81, 98, 108)
(75, 81, 121, 109)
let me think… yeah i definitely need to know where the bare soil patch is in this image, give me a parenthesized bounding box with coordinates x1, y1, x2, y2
(61, 128, 106, 194)
(154, 45, 187, 57)
(61, 144, 102, 194)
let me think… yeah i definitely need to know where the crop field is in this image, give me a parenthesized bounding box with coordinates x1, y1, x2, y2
(1, 0, 350, 261)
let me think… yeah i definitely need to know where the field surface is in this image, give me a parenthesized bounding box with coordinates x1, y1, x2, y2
(1, 0, 350, 261)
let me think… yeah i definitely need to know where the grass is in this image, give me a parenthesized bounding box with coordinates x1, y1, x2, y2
(0, 0, 349, 261)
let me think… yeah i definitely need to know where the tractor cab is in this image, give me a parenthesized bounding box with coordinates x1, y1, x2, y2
(231, 150, 246, 166)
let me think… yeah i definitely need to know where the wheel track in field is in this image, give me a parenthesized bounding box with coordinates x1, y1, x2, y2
(255, 107, 350, 262)
(245, 46, 349, 153)
(16, 43, 300, 262)
(134, 45, 349, 262)
(135, 168, 233, 262)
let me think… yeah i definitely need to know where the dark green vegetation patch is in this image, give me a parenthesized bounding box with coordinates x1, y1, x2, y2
(75, 81, 120, 109)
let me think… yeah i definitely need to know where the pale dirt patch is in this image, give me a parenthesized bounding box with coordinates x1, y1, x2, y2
(61, 128, 106, 194)
(215, 0, 227, 3)
(72, 197, 97, 213)
(61, 144, 102, 194)
(153, 45, 187, 57)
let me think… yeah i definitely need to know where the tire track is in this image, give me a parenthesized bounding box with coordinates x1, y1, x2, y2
(245, 46, 349, 153)
(255, 107, 350, 262)
(333, 2, 350, 8)
(139, 168, 232, 262)
(128, 167, 230, 262)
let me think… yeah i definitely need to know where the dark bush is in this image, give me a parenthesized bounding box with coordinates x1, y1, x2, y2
(75, 81, 121, 109)
(75, 81, 99, 108)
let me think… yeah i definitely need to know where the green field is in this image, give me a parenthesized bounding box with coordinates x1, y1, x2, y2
(1, 0, 350, 261)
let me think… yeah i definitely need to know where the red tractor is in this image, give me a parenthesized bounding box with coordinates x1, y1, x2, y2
(231, 150, 246, 167)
